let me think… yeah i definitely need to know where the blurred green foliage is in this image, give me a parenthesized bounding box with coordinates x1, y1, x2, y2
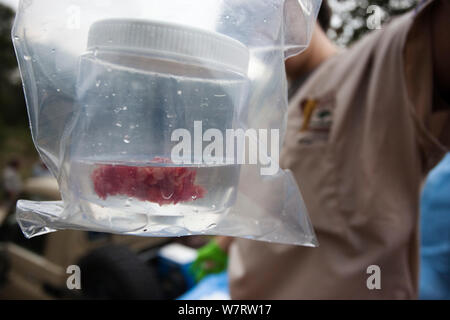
(328, 0, 419, 46)
(0, 3, 35, 173)
(0, 4, 28, 127)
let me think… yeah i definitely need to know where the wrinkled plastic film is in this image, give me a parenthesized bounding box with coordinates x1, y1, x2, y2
(13, 0, 321, 246)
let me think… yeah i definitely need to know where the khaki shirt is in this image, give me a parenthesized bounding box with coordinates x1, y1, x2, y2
(228, 0, 450, 299)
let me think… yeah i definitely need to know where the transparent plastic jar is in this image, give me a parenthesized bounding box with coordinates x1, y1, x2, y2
(63, 19, 250, 233)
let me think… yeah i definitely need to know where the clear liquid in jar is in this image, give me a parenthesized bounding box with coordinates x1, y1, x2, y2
(67, 158, 240, 233)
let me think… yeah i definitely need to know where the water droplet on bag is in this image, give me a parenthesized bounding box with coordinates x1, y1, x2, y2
(123, 137, 130, 144)
(24, 55, 31, 61)
(115, 122, 122, 127)
(177, 90, 182, 95)
(95, 80, 101, 87)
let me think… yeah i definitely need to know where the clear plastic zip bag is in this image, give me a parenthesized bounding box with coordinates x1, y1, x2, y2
(13, 0, 321, 246)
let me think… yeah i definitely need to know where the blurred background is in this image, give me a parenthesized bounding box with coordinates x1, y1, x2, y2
(1, 0, 435, 300)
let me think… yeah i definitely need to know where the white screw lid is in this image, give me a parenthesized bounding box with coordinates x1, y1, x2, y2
(87, 19, 249, 75)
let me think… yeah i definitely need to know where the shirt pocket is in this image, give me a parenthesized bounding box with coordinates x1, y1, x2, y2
(280, 94, 342, 231)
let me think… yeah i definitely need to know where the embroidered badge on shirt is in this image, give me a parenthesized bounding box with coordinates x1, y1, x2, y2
(297, 96, 334, 144)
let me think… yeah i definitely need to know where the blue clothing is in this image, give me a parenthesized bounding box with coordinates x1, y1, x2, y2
(420, 153, 450, 300)
(178, 272, 229, 300)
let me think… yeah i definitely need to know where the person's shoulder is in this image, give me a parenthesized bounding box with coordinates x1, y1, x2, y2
(295, 9, 419, 100)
